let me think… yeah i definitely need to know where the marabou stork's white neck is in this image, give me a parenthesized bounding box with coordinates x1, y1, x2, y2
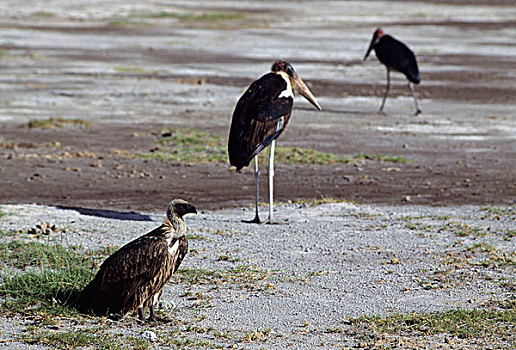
(277, 71, 293, 99)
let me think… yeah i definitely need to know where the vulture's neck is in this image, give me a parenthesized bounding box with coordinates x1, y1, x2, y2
(162, 216, 186, 238)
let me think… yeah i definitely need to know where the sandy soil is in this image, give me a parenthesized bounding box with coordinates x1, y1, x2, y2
(0, 0, 515, 212)
(0, 202, 514, 349)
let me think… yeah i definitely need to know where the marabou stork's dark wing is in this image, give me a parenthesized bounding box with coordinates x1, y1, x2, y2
(228, 72, 293, 171)
(77, 228, 185, 316)
(376, 35, 420, 84)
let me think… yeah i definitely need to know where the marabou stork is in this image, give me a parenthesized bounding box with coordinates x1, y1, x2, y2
(364, 28, 422, 115)
(76, 199, 197, 322)
(228, 61, 322, 224)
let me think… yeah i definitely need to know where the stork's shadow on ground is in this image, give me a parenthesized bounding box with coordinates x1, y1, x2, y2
(56, 206, 154, 221)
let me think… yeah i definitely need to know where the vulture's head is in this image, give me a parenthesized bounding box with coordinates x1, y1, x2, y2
(166, 199, 197, 219)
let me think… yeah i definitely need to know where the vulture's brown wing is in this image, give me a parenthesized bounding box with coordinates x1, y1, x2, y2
(77, 232, 175, 315)
(98, 236, 169, 285)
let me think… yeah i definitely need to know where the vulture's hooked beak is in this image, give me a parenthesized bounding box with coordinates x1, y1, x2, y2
(293, 73, 322, 111)
(187, 204, 198, 215)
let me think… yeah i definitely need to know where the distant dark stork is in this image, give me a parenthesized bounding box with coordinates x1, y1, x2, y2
(228, 61, 322, 224)
(76, 199, 197, 322)
(364, 28, 422, 115)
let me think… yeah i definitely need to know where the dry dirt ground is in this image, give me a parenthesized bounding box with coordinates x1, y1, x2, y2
(0, 0, 515, 349)
(0, 0, 514, 211)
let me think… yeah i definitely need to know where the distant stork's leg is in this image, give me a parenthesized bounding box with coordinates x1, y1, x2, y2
(408, 82, 422, 115)
(137, 308, 145, 321)
(267, 140, 276, 223)
(379, 69, 390, 113)
(148, 304, 156, 322)
(243, 156, 261, 223)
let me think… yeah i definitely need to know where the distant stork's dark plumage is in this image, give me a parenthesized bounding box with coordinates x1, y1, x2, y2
(228, 61, 322, 223)
(364, 28, 422, 115)
(76, 199, 197, 321)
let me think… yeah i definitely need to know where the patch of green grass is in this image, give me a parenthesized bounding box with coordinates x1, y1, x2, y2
(0, 239, 114, 318)
(139, 127, 411, 166)
(267, 148, 408, 166)
(1, 251, 93, 316)
(0, 207, 5, 218)
(325, 326, 345, 333)
(20, 329, 119, 349)
(28, 117, 91, 129)
(19, 329, 149, 350)
(273, 146, 352, 165)
(480, 206, 515, 220)
(217, 254, 241, 263)
(504, 229, 516, 239)
(440, 221, 487, 237)
(146, 11, 245, 21)
(32, 11, 56, 18)
(353, 153, 410, 163)
(138, 148, 226, 163)
(162, 335, 217, 348)
(470, 245, 516, 267)
(397, 215, 452, 221)
(186, 233, 208, 241)
(157, 127, 221, 146)
(355, 302, 516, 339)
(107, 19, 131, 26)
(1, 265, 92, 316)
(406, 221, 433, 232)
(140, 128, 227, 163)
(242, 328, 271, 343)
(173, 265, 277, 286)
(107, 17, 151, 27)
(114, 66, 159, 74)
(0, 240, 82, 270)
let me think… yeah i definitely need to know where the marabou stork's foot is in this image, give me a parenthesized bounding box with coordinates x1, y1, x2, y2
(146, 316, 157, 324)
(135, 318, 146, 325)
(107, 313, 124, 321)
(146, 315, 172, 324)
(414, 109, 422, 116)
(377, 110, 387, 116)
(242, 216, 261, 224)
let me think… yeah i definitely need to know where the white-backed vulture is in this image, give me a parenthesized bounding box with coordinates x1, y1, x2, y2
(76, 199, 197, 321)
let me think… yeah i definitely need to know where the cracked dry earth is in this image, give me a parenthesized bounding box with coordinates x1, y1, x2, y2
(0, 203, 514, 349)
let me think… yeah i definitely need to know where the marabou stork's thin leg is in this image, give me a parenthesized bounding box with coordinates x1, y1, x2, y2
(267, 140, 276, 223)
(243, 156, 261, 223)
(379, 69, 390, 113)
(137, 308, 145, 321)
(408, 82, 422, 115)
(147, 304, 156, 322)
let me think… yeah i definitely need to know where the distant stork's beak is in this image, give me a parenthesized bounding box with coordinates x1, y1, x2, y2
(293, 73, 322, 111)
(364, 36, 375, 61)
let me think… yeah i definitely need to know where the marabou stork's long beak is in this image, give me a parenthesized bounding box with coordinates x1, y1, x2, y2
(364, 35, 375, 61)
(293, 73, 322, 111)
